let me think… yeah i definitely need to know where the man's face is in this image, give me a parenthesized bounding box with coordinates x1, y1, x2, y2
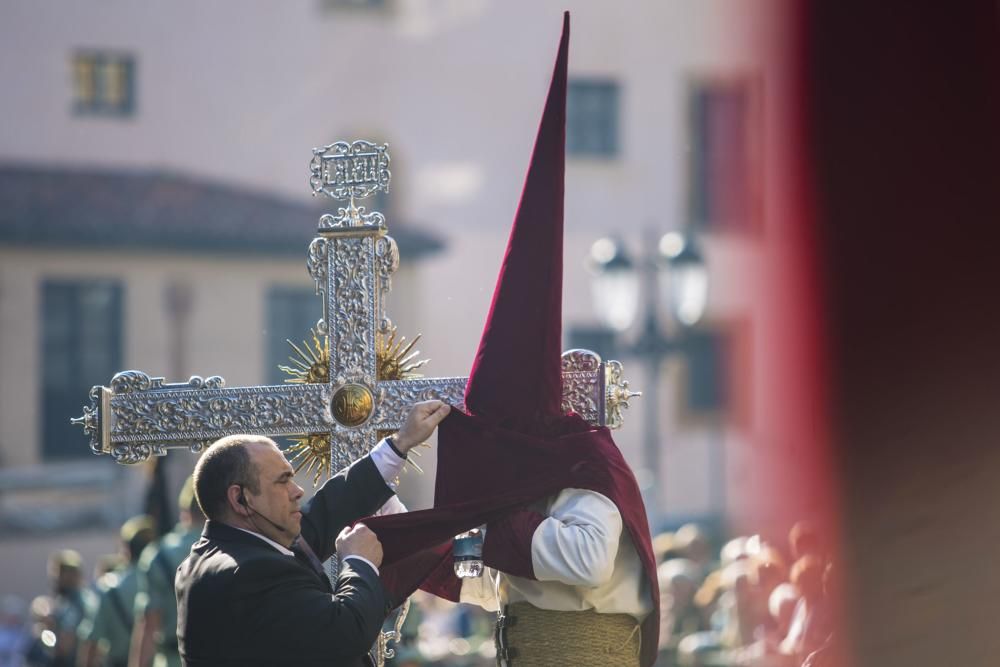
(244, 441, 305, 546)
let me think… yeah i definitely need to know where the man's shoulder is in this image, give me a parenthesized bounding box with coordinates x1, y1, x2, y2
(183, 534, 298, 584)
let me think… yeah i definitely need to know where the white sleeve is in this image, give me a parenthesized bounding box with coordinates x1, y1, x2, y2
(530, 488, 622, 588)
(369, 438, 406, 490)
(459, 569, 500, 612)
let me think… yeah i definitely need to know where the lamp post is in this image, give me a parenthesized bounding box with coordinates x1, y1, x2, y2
(585, 230, 708, 525)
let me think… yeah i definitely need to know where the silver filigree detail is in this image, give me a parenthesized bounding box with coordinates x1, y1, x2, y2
(112, 443, 154, 465)
(605, 360, 641, 430)
(308, 238, 330, 335)
(374, 235, 399, 333)
(375, 598, 411, 667)
(309, 140, 390, 201)
(331, 428, 377, 473)
(329, 237, 376, 384)
(71, 385, 110, 454)
(71, 389, 100, 437)
(560, 350, 604, 425)
(76, 137, 634, 471)
(186, 375, 225, 390)
(373, 378, 468, 429)
(318, 204, 387, 231)
(111, 370, 159, 394)
(108, 385, 332, 444)
(561, 349, 603, 373)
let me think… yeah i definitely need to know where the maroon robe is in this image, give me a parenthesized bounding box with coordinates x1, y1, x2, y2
(366, 13, 660, 665)
(367, 410, 661, 666)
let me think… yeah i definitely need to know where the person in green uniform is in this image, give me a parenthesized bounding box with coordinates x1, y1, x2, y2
(46, 549, 95, 667)
(77, 516, 154, 667)
(129, 478, 204, 667)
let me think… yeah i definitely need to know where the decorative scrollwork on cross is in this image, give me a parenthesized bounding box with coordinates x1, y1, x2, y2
(309, 140, 390, 201)
(605, 360, 641, 430)
(72, 139, 638, 472)
(73, 138, 641, 667)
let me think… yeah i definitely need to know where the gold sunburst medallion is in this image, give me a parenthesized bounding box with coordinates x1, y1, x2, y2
(331, 384, 374, 427)
(281, 327, 429, 485)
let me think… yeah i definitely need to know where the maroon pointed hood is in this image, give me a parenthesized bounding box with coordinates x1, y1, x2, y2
(463, 12, 569, 424)
(366, 15, 662, 664)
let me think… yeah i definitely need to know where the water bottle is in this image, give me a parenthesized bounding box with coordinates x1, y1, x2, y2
(453, 526, 485, 578)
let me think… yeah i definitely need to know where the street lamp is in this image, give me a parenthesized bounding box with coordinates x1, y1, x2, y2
(585, 230, 708, 524)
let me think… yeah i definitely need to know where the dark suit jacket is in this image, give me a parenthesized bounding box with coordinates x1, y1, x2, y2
(176, 455, 395, 666)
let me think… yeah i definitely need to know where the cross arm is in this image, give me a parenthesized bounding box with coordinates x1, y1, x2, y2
(73, 371, 332, 464)
(371, 350, 632, 430)
(73, 351, 638, 465)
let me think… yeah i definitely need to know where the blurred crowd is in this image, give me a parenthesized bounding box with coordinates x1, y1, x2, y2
(0, 486, 838, 667)
(0, 479, 204, 667)
(655, 522, 841, 667)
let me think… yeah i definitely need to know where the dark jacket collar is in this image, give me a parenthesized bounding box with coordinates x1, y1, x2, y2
(200, 519, 295, 551)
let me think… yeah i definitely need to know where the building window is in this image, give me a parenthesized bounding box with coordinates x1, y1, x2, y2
(266, 286, 323, 385)
(72, 51, 136, 116)
(684, 330, 728, 414)
(687, 79, 759, 230)
(567, 79, 620, 158)
(42, 280, 123, 459)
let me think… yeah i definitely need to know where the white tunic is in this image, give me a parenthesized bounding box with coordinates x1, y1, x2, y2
(460, 488, 653, 621)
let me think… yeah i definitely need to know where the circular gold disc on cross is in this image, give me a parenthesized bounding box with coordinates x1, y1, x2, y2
(331, 384, 374, 428)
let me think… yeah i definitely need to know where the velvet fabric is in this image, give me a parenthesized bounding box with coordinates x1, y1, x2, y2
(481, 508, 546, 579)
(365, 12, 660, 666)
(462, 12, 567, 425)
(367, 411, 661, 666)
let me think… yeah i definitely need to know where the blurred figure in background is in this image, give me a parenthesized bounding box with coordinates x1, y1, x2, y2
(778, 555, 827, 662)
(657, 558, 706, 663)
(787, 522, 824, 564)
(766, 583, 800, 644)
(673, 528, 810, 667)
(717, 560, 759, 650)
(46, 550, 93, 667)
(799, 561, 840, 667)
(91, 556, 125, 585)
(128, 478, 204, 667)
(77, 516, 154, 667)
(0, 595, 29, 667)
(652, 531, 679, 564)
(23, 596, 56, 667)
(720, 536, 750, 568)
(672, 524, 713, 575)
(747, 545, 788, 640)
(692, 569, 725, 631)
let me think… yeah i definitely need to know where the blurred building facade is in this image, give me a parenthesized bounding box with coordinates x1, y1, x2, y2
(0, 0, 800, 600)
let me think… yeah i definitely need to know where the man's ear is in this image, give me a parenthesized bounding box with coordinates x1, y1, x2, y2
(226, 484, 249, 517)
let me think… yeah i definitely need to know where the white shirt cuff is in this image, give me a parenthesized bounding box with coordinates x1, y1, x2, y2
(343, 554, 379, 576)
(370, 438, 406, 490)
(375, 495, 407, 516)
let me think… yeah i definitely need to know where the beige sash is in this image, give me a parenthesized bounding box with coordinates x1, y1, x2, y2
(496, 601, 641, 667)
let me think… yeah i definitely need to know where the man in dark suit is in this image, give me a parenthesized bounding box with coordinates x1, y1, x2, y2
(175, 399, 450, 667)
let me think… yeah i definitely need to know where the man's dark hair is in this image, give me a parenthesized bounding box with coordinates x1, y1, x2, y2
(192, 435, 266, 520)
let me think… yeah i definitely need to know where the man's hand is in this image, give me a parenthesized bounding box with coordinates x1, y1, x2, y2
(394, 400, 451, 454)
(335, 524, 383, 568)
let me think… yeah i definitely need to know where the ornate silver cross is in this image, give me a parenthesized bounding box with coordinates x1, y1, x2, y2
(73, 140, 639, 474)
